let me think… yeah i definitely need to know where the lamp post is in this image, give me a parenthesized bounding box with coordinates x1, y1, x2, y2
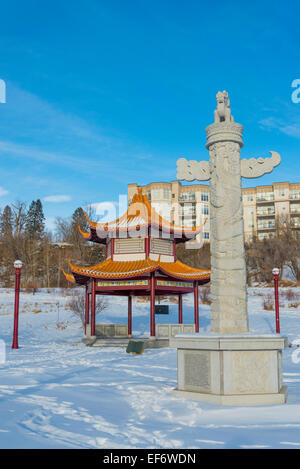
(272, 267, 280, 334)
(12, 260, 23, 349)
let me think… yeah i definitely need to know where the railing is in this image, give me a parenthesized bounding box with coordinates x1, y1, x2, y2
(256, 195, 275, 202)
(257, 210, 275, 216)
(179, 196, 196, 202)
(257, 224, 276, 230)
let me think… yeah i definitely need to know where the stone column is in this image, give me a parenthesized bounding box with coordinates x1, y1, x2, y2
(205, 123, 248, 334)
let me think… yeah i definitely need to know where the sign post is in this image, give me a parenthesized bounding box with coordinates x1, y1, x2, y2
(12, 260, 23, 349)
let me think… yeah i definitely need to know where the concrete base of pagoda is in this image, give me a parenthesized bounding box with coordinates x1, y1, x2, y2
(170, 334, 288, 406)
(84, 323, 197, 342)
(84, 323, 200, 348)
(85, 323, 132, 339)
(82, 335, 170, 349)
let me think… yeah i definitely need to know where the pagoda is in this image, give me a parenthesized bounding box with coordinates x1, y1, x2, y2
(63, 188, 210, 339)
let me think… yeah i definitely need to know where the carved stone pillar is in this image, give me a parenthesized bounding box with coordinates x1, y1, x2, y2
(205, 123, 248, 334)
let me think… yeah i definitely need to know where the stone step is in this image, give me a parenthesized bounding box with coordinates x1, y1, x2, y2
(92, 338, 131, 347)
(83, 337, 170, 348)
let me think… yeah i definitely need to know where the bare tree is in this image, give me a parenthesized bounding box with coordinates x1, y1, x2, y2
(67, 291, 108, 325)
(246, 215, 300, 284)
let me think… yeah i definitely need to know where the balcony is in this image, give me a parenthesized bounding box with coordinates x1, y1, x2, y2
(256, 195, 275, 204)
(179, 193, 195, 202)
(257, 209, 275, 217)
(179, 209, 196, 216)
(291, 217, 300, 228)
(180, 214, 196, 221)
(257, 223, 276, 230)
(290, 193, 300, 200)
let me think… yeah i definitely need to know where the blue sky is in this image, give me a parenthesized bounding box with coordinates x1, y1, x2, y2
(0, 0, 299, 231)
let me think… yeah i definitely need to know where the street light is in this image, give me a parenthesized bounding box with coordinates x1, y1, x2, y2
(12, 260, 23, 349)
(272, 267, 280, 334)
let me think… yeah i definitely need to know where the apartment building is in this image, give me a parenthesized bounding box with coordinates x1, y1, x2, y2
(128, 181, 300, 245)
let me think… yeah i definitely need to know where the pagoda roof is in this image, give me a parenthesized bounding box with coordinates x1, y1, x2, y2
(79, 188, 206, 243)
(64, 257, 210, 284)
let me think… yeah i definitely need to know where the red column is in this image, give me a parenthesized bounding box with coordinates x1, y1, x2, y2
(111, 238, 114, 260)
(145, 237, 150, 258)
(85, 284, 90, 335)
(273, 271, 280, 333)
(128, 295, 132, 336)
(91, 278, 96, 336)
(150, 272, 156, 337)
(178, 293, 183, 324)
(12, 267, 22, 349)
(194, 280, 199, 333)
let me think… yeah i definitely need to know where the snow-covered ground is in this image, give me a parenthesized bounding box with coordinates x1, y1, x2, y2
(0, 287, 300, 449)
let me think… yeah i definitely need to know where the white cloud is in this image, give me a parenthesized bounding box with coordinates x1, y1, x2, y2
(44, 195, 71, 203)
(258, 102, 300, 140)
(0, 187, 8, 196)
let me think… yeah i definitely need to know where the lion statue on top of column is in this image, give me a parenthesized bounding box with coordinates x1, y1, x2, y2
(214, 90, 234, 123)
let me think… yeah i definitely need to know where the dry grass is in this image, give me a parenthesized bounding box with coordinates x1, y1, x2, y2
(22, 282, 39, 294)
(253, 291, 264, 296)
(199, 286, 211, 305)
(289, 302, 300, 308)
(283, 289, 298, 302)
(262, 294, 274, 311)
(56, 322, 67, 329)
(136, 296, 150, 303)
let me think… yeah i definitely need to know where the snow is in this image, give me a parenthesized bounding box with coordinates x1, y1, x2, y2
(0, 287, 300, 449)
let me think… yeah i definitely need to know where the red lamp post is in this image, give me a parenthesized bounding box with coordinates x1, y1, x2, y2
(12, 260, 23, 349)
(272, 267, 280, 334)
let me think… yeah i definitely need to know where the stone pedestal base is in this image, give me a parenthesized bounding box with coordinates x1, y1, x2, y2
(170, 335, 288, 406)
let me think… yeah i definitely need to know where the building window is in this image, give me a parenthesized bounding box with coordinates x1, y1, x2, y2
(179, 192, 195, 201)
(202, 204, 209, 215)
(201, 192, 209, 201)
(151, 189, 161, 200)
(257, 192, 274, 201)
(163, 189, 171, 199)
(203, 232, 209, 239)
(290, 191, 300, 200)
(279, 190, 285, 197)
(247, 195, 254, 202)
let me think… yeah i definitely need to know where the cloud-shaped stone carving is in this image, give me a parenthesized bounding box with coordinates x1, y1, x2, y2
(241, 151, 281, 179)
(177, 158, 210, 181)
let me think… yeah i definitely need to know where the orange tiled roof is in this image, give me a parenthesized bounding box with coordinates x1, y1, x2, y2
(62, 270, 75, 283)
(65, 258, 210, 283)
(80, 188, 207, 241)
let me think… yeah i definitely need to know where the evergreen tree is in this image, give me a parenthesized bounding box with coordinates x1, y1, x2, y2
(71, 207, 89, 233)
(25, 199, 45, 239)
(0, 205, 13, 236)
